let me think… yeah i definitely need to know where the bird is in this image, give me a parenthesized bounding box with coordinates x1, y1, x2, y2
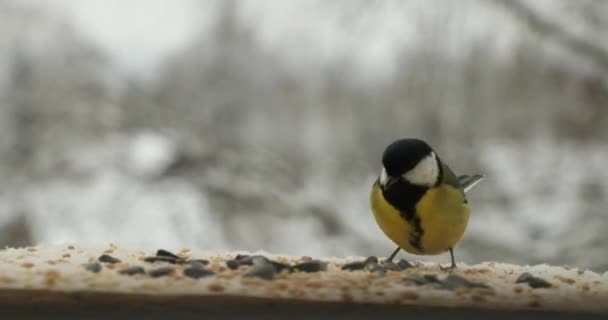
(369, 138, 484, 269)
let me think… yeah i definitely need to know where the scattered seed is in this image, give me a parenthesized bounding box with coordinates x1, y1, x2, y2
(364, 256, 378, 264)
(144, 256, 186, 264)
(98, 254, 121, 264)
(516, 272, 552, 289)
(227, 255, 289, 271)
(441, 274, 490, 290)
(379, 261, 399, 271)
(397, 259, 413, 270)
(244, 258, 277, 280)
(237, 255, 263, 266)
(404, 274, 440, 286)
(189, 260, 208, 269)
(366, 263, 387, 276)
(270, 261, 291, 272)
(188, 259, 210, 266)
(291, 260, 327, 273)
(148, 266, 175, 278)
(341, 261, 367, 271)
(118, 266, 146, 276)
(226, 259, 240, 270)
(156, 249, 180, 259)
(84, 262, 102, 273)
(184, 267, 215, 279)
(342, 257, 410, 272)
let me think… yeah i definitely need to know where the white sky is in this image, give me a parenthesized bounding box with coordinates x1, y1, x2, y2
(11, 0, 591, 81)
(15, 0, 208, 77)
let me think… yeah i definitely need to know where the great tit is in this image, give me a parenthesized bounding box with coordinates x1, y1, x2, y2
(370, 138, 484, 268)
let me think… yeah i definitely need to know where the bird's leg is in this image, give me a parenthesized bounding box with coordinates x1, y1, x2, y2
(440, 248, 457, 270)
(386, 246, 401, 262)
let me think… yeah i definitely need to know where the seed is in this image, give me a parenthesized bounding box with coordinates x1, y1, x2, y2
(188, 259, 210, 266)
(184, 267, 215, 279)
(364, 256, 378, 264)
(118, 266, 146, 276)
(380, 260, 404, 271)
(84, 262, 102, 273)
(244, 261, 276, 280)
(516, 272, 552, 289)
(226, 259, 240, 270)
(156, 249, 180, 259)
(341, 261, 367, 271)
(148, 266, 175, 278)
(188, 261, 205, 270)
(270, 261, 291, 272)
(144, 256, 186, 264)
(441, 274, 490, 290)
(291, 260, 327, 273)
(366, 263, 387, 276)
(98, 254, 121, 264)
(396, 259, 413, 270)
(238, 255, 269, 266)
(403, 274, 440, 286)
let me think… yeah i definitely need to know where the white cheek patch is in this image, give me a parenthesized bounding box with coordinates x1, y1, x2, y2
(403, 152, 439, 186)
(379, 167, 388, 186)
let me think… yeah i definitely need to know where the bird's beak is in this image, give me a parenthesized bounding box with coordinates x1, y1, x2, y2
(380, 168, 400, 189)
(384, 175, 400, 189)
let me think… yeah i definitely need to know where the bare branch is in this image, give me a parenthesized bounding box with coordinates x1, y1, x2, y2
(493, 0, 608, 75)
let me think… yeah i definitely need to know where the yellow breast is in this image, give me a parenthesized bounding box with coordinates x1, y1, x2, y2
(370, 182, 470, 255)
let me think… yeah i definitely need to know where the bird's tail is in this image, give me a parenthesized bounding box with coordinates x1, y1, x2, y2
(457, 174, 485, 193)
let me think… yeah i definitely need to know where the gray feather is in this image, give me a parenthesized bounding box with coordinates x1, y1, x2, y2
(458, 174, 485, 193)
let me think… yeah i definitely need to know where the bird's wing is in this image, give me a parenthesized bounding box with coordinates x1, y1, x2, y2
(458, 174, 485, 193)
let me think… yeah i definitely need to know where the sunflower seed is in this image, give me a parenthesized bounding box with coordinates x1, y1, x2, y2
(118, 266, 145, 275)
(226, 259, 240, 270)
(516, 272, 552, 288)
(156, 249, 180, 259)
(148, 266, 175, 278)
(244, 259, 276, 280)
(98, 254, 121, 264)
(184, 267, 215, 279)
(84, 262, 102, 273)
(341, 261, 367, 271)
(144, 256, 186, 264)
(441, 274, 489, 290)
(404, 274, 440, 285)
(291, 260, 327, 273)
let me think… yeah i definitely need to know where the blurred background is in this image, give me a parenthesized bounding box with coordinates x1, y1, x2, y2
(0, 0, 607, 271)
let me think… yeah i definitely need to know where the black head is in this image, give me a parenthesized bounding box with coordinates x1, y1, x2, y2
(380, 138, 440, 188)
(382, 139, 433, 176)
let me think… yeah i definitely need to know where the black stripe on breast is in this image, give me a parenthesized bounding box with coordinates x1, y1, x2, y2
(381, 180, 428, 251)
(408, 215, 424, 251)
